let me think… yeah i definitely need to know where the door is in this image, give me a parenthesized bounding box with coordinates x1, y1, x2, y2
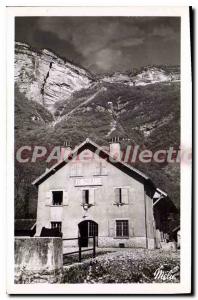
(78, 221, 89, 247)
(78, 220, 98, 247)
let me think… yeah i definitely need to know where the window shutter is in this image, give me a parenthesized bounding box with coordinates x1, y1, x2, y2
(46, 191, 52, 205)
(122, 188, 129, 204)
(63, 191, 68, 205)
(89, 189, 95, 205)
(114, 188, 120, 204)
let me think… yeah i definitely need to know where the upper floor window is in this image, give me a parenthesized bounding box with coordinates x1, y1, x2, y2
(116, 220, 129, 237)
(52, 191, 63, 205)
(114, 188, 129, 205)
(46, 190, 68, 206)
(83, 189, 89, 205)
(82, 189, 95, 206)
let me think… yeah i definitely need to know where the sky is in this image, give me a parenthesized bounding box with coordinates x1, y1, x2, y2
(15, 17, 180, 75)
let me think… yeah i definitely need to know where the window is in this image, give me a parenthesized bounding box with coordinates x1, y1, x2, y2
(82, 189, 89, 205)
(116, 220, 129, 237)
(114, 188, 129, 205)
(51, 222, 62, 232)
(52, 191, 63, 205)
(115, 188, 122, 204)
(82, 189, 95, 206)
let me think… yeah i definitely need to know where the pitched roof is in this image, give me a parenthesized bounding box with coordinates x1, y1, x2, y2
(153, 188, 177, 213)
(32, 138, 154, 188)
(153, 188, 168, 204)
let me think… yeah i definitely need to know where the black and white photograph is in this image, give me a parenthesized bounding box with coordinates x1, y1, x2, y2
(5, 5, 192, 295)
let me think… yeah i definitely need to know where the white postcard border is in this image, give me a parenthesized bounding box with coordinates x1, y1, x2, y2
(6, 6, 192, 294)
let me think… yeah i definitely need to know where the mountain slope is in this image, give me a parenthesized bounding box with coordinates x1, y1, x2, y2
(14, 42, 180, 218)
(50, 81, 180, 148)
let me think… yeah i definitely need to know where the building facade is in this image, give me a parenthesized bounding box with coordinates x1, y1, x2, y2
(33, 138, 176, 249)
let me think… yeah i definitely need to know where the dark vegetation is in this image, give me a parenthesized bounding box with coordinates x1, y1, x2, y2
(63, 249, 111, 266)
(63, 249, 180, 283)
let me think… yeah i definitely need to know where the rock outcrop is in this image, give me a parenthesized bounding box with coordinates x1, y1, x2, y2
(15, 42, 93, 113)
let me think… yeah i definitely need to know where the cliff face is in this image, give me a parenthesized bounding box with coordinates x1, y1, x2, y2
(133, 66, 180, 85)
(15, 42, 180, 115)
(101, 66, 180, 86)
(15, 42, 93, 113)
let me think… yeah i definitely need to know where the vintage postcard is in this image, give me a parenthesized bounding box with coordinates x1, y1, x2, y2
(6, 6, 192, 294)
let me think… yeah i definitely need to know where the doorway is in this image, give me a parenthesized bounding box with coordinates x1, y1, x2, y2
(78, 220, 98, 247)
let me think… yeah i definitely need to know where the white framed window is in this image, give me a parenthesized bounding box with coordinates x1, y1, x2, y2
(45, 190, 68, 206)
(114, 187, 129, 205)
(116, 220, 129, 237)
(82, 189, 89, 205)
(81, 188, 96, 206)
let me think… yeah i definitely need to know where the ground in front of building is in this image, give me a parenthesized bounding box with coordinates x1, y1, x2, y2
(62, 248, 180, 283)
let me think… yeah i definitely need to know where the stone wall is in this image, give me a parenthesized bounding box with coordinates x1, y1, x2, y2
(15, 237, 63, 283)
(98, 236, 147, 248)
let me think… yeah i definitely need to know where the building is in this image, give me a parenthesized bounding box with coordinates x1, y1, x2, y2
(32, 138, 177, 249)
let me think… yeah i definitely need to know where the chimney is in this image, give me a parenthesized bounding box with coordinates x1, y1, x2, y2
(60, 140, 72, 161)
(109, 137, 121, 160)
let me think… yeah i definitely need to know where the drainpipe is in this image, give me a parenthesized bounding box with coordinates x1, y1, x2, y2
(144, 190, 148, 249)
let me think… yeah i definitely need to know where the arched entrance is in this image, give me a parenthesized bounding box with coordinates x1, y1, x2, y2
(78, 220, 98, 247)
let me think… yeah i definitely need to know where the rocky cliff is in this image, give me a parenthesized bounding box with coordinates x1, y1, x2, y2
(15, 42, 93, 114)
